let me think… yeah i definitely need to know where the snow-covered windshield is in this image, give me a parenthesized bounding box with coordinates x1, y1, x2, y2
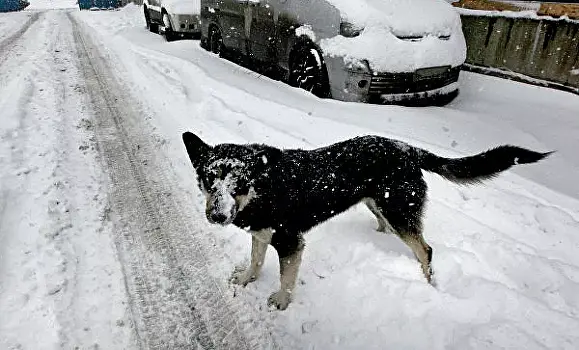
(162, 0, 200, 14)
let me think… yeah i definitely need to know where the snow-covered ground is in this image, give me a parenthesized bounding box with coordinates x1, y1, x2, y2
(1, 3, 579, 349)
(0, 9, 132, 350)
(0, 12, 34, 43)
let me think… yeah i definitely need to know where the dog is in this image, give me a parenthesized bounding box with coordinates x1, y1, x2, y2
(182, 131, 550, 310)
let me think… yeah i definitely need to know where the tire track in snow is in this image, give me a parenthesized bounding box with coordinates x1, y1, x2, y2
(0, 11, 42, 66)
(68, 13, 272, 350)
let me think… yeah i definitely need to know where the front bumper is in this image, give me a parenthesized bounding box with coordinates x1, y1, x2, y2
(325, 56, 461, 105)
(168, 14, 201, 34)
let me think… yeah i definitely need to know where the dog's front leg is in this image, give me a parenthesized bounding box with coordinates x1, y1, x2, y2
(267, 247, 303, 310)
(231, 236, 268, 286)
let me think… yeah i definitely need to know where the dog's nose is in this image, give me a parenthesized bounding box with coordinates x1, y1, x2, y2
(209, 212, 228, 224)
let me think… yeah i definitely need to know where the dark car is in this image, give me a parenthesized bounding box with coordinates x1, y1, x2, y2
(200, 0, 467, 104)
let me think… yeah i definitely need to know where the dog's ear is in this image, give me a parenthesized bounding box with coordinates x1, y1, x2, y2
(182, 131, 211, 168)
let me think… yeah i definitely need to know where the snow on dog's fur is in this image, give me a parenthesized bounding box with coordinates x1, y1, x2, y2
(182, 131, 551, 310)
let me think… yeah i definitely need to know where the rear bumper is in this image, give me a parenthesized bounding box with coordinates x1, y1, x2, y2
(168, 13, 201, 34)
(325, 56, 461, 105)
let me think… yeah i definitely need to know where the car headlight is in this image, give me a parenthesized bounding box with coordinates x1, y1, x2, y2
(340, 22, 363, 38)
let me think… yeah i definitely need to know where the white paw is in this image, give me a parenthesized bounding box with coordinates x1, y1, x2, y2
(230, 267, 257, 286)
(267, 290, 291, 310)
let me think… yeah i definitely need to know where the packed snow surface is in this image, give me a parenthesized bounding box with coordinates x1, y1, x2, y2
(0, 12, 33, 42)
(1, 3, 578, 350)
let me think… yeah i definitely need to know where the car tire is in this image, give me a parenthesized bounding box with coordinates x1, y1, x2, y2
(200, 37, 210, 50)
(145, 8, 158, 33)
(208, 26, 223, 55)
(144, 7, 151, 28)
(162, 13, 176, 42)
(289, 45, 330, 98)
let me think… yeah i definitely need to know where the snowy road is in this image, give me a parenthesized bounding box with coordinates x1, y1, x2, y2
(1, 4, 579, 350)
(0, 10, 132, 349)
(1, 8, 270, 350)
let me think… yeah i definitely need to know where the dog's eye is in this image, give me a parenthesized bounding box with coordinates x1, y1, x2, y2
(197, 173, 211, 191)
(207, 166, 224, 179)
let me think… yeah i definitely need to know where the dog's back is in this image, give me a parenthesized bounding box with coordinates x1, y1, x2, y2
(237, 135, 551, 234)
(236, 136, 425, 233)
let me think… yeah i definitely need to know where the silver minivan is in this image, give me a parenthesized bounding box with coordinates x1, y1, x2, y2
(200, 0, 466, 104)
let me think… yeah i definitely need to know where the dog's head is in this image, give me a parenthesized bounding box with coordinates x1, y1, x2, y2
(182, 131, 279, 226)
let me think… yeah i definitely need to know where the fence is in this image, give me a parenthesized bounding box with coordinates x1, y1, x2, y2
(460, 14, 579, 92)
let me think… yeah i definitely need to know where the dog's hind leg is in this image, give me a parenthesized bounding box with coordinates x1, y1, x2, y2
(231, 235, 269, 286)
(364, 198, 392, 233)
(377, 179, 434, 283)
(388, 212, 433, 283)
(398, 231, 433, 284)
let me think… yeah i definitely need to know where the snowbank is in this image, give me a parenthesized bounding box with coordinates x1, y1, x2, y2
(456, 7, 579, 23)
(26, 0, 76, 9)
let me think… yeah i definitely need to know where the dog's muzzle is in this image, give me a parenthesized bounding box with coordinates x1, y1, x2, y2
(205, 194, 238, 226)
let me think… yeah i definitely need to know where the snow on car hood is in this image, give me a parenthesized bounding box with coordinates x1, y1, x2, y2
(162, 0, 200, 15)
(321, 0, 466, 72)
(327, 0, 459, 36)
(321, 24, 466, 73)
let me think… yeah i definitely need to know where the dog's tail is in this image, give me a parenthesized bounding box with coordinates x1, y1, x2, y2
(417, 145, 553, 184)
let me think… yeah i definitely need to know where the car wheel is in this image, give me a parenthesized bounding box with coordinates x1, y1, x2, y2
(208, 26, 223, 55)
(145, 8, 158, 33)
(289, 46, 330, 98)
(200, 37, 210, 50)
(144, 7, 151, 29)
(162, 13, 176, 42)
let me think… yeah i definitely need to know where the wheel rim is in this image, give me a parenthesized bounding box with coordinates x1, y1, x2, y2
(210, 28, 222, 54)
(291, 48, 322, 92)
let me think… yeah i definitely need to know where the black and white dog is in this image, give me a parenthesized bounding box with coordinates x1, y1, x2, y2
(182, 131, 550, 310)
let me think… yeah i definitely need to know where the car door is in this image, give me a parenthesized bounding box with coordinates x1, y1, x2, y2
(269, 0, 298, 69)
(246, 0, 277, 62)
(217, 0, 248, 53)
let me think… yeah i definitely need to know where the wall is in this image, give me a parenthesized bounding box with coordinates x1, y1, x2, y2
(460, 15, 579, 91)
